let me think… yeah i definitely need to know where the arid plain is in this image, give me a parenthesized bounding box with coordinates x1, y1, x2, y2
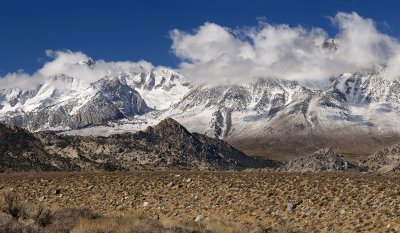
(1, 171, 399, 232)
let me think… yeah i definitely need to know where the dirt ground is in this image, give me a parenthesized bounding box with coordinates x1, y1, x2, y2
(0, 171, 399, 232)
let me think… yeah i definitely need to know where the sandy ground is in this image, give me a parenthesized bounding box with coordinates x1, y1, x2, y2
(0, 171, 399, 232)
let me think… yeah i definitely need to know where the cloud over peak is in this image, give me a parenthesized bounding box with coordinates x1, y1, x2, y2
(0, 50, 154, 89)
(171, 12, 400, 86)
(1, 12, 400, 89)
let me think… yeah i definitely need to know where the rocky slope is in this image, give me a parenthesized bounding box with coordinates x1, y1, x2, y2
(282, 148, 363, 172)
(362, 144, 400, 172)
(140, 118, 277, 169)
(0, 119, 277, 171)
(0, 123, 77, 172)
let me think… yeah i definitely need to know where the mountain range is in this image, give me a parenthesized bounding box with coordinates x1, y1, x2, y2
(1, 59, 400, 161)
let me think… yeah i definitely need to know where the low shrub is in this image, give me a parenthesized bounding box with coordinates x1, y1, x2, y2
(0, 192, 280, 233)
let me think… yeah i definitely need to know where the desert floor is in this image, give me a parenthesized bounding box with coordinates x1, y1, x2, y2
(0, 171, 399, 232)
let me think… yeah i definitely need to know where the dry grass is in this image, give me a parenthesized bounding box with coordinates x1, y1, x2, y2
(0, 191, 274, 233)
(0, 192, 101, 233)
(71, 217, 270, 233)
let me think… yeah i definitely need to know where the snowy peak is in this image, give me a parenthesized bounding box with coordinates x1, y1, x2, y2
(123, 68, 190, 110)
(173, 79, 309, 113)
(78, 58, 95, 67)
(321, 38, 338, 52)
(332, 66, 400, 105)
(0, 74, 88, 115)
(124, 68, 186, 91)
(0, 69, 160, 130)
(167, 79, 315, 139)
(0, 65, 189, 130)
(90, 76, 149, 116)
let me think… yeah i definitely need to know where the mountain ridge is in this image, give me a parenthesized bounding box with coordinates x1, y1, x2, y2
(2, 65, 400, 160)
(0, 118, 278, 171)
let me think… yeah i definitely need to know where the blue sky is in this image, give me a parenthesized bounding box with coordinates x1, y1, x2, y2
(1, 0, 400, 76)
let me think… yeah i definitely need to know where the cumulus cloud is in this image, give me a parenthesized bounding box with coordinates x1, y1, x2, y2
(1, 12, 400, 89)
(171, 12, 400, 86)
(0, 50, 154, 89)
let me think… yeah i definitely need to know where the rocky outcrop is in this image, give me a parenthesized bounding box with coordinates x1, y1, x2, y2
(0, 119, 279, 172)
(362, 144, 400, 172)
(140, 118, 279, 169)
(0, 123, 78, 172)
(282, 148, 363, 172)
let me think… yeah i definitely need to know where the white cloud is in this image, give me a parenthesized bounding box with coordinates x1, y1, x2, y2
(0, 50, 154, 89)
(171, 12, 400, 85)
(1, 12, 400, 90)
(171, 23, 243, 63)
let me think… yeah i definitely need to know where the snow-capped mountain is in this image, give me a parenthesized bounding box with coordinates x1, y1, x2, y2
(123, 67, 191, 110)
(1, 60, 400, 159)
(163, 79, 315, 139)
(0, 59, 190, 131)
(150, 66, 400, 140)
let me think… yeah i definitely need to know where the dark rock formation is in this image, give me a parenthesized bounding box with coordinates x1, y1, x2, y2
(0, 119, 279, 172)
(363, 144, 400, 172)
(0, 123, 77, 172)
(282, 148, 363, 172)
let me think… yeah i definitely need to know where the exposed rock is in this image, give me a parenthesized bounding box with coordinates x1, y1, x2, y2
(0, 119, 279, 172)
(321, 38, 338, 51)
(116, 205, 125, 211)
(55, 189, 61, 195)
(287, 203, 296, 212)
(0, 123, 78, 172)
(362, 144, 400, 172)
(282, 148, 363, 172)
(271, 210, 280, 216)
(140, 118, 280, 170)
(194, 214, 204, 222)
